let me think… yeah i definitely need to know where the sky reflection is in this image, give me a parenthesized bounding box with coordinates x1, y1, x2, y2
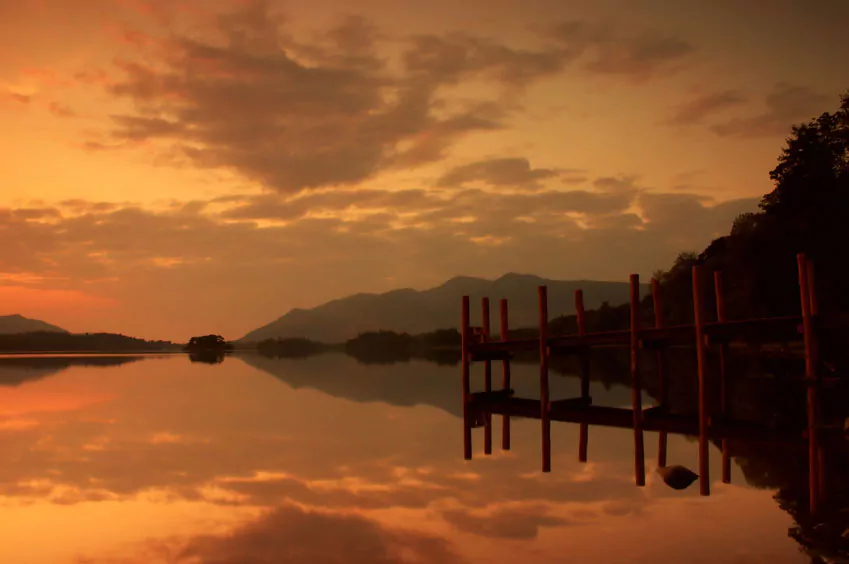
(0, 354, 807, 563)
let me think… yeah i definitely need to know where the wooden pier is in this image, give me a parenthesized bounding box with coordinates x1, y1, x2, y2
(460, 253, 844, 515)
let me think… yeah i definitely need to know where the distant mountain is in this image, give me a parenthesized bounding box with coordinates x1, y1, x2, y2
(240, 273, 648, 343)
(0, 314, 67, 335)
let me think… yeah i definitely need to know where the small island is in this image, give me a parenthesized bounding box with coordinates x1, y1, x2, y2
(184, 334, 234, 364)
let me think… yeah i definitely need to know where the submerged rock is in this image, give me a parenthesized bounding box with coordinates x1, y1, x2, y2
(656, 465, 700, 490)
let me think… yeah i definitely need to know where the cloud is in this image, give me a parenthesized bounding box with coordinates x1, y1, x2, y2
(0, 178, 754, 338)
(665, 90, 746, 126)
(98, 2, 565, 194)
(441, 504, 574, 539)
(90, 3, 699, 194)
(403, 32, 571, 87)
(47, 101, 76, 117)
(711, 84, 832, 137)
(8, 92, 32, 104)
(175, 503, 463, 564)
(437, 158, 566, 189)
(550, 20, 696, 81)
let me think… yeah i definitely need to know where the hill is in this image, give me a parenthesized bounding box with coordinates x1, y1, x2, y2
(0, 331, 179, 353)
(240, 273, 647, 343)
(0, 314, 67, 335)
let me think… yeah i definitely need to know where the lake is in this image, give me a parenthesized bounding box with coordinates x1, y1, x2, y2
(0, 352, 842, 563)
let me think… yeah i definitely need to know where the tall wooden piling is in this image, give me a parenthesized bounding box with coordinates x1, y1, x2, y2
(576, 289, 589, 463)
(652, 278, 667, 468)
(692, 266, 710, 495)
(500, 298, 511, 451)
(798, 253, 819, 515)
(714, 271, 731, 484)
(630, 274, 645, 486)
(482, 297, 492, 456)
(539, 286, 551, 473)
(462, 295, 472, 460)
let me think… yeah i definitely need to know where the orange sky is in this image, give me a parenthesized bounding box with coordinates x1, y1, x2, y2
(1, 0, 848, 340)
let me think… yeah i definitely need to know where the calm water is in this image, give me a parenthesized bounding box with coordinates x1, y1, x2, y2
(0, 353, 831, 563)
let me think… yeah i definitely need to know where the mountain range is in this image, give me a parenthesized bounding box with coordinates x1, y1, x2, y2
(240, 273, 647, 343)
(0, 314, 67, 335)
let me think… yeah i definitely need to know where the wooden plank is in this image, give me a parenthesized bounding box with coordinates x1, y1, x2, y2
(469, 389, 515, 403)
(477, 400, 807, 442)
(550, 396, 593, 412)
(470, 350, 513, 361)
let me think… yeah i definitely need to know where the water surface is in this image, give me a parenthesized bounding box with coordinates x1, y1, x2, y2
(0, 353, 824, 563)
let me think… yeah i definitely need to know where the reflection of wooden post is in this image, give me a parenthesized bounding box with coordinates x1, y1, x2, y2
(807, 260, 826, 508)
(652, 279, 667, 468)
(798, 253, 819, 515)
(462, 295, 472, 460)
(714, 271, 731, 484)
(576, 289, 589, 463)
(539, 286, 551, 473)
(630, 275, 645, 486)
(482, 297, 492, 456)
(693, 266, 710, 496)
(500, 298, 511, 451)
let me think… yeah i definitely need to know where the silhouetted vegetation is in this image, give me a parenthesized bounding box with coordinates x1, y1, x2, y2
(503, 91, 849, 346)
(0, 331, 179, 352)
(343, 329, 461, 365)
(256, 337, 334, 358)
(184, 335, 233, 352)
(188, 350, 227, 364)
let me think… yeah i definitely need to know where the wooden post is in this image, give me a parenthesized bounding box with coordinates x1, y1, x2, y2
(714, 271, 731, 484)
(692, 266, 710, 496)
(539, 286, 551, 473)
(652, 278, 667, 468)
(630, 274, 645, 486)
(500, 298, 511, 451)
(798, 253, 819, 515)
(576, 289, 589, 463)
(462, 295, 472, 461)
(482, 297, 492, 456)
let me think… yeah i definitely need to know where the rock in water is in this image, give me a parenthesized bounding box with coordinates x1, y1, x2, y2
(656, 465, 699, 490)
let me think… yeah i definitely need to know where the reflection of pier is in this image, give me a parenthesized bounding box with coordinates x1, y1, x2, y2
(461, 253, 844, 516)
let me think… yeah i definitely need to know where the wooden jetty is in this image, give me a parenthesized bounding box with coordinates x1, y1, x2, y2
(460, 253, 844, 516)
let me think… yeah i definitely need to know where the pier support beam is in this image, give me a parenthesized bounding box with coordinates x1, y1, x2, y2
(462, 295, 472, 461)
(576, 289, 589, 463)
(714, 271, 731, 484)
(539, 286, 551, 473)
(651, 278, 667, 468)
(500, 298, 511, 451)
(693, 266, 710, 496)
(630, 274, 645, 486)
(798, 253, 820, 515)
(482, 297, 492, 456)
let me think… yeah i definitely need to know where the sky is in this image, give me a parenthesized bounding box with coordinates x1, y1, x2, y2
(1, 0, 848, 340)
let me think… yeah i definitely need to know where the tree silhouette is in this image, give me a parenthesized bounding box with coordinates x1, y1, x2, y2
(184, 335, 233, 351)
